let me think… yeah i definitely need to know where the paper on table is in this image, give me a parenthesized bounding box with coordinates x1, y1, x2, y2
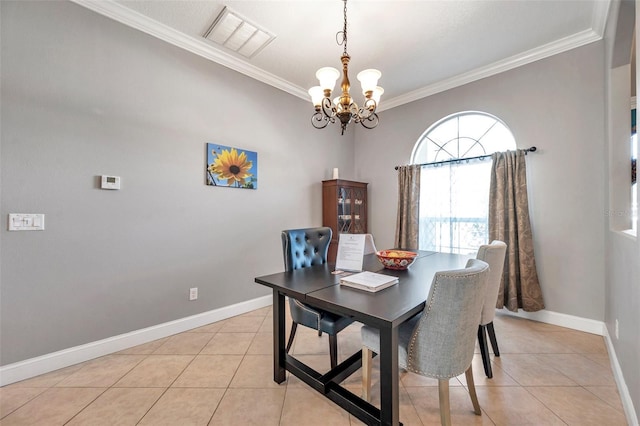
(335, 234, 366, 272)
(340, 271, 399, 292)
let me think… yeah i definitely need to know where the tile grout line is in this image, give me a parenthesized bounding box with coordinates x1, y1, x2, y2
(206, 313, 269, 424)
(519, 384, 570, 425)
(60, 352, 151, 425)
(132, 332, 213, 426)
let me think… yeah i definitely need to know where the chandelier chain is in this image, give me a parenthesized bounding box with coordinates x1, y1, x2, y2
(335, 0, 348, 56)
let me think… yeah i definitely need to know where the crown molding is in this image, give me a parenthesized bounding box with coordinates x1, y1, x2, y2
(378, 0, 610, 111)
(70, 0, 309, 100)
(378, 28, 603, 112)
(73, 0, 610, 113)
(591, 0, 611, 38)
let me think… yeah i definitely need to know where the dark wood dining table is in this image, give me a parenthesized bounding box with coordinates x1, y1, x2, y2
(254, 251, 470, 426)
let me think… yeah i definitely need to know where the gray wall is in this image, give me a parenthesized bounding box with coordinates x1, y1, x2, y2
(355, 42, 606, 321)
(1, 1, 637, 419)
(605, 0, 640, 420)
(0, 1, 354, 365)
(355, 35, 640, 418)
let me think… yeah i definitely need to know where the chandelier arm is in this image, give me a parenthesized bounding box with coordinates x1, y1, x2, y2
(359, 112, 379, 130)
(311, 111, 330, 129)
(320, 97, 337, 119)
(356, 98, 377, 120)
(363, 98, 377, 112)
(348, 102, 359, 116)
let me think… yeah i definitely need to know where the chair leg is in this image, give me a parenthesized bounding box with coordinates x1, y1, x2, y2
(438, 379, 451, 426)
(286, 321, 297, 353)
(465, 365, 482, 415)
(362, 347, 373, 402)
(318, 330, 323, 337)
(477, 325, 493, 378)
(486, 322, 500, 357)
(329, 334, 338, 369)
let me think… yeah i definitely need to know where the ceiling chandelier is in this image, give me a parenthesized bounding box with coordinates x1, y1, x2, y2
(308, 0, 383, 135)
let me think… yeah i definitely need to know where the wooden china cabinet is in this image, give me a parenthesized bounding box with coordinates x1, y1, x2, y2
(322, 179, 368, 262)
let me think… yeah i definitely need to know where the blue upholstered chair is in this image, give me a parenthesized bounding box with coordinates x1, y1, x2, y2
(281, 227, 354, 369)
(361, 259, 490, 426)
(476, 240, 507, 378)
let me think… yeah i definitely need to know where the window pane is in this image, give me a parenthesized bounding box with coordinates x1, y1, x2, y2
(458, 114, 496, 142)
(412, 111, 517, 253)
(413, 112, 516, 164)
(419, 161, 491, 254)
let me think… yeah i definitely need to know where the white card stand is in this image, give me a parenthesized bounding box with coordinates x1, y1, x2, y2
(335, 233, 366, 272)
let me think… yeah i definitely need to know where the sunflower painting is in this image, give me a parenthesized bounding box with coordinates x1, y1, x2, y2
(206, 143, 258, 189)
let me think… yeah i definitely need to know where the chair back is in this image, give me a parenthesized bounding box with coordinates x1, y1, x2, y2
(364, 234, 378, 255)
(281, 227, 332, 271)
(476, 240, 507, 326)
(406, 259, 489, 379)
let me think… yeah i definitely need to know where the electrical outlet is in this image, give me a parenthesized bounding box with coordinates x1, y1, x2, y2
(189, 287, 198, 301)
(615, 319, 619, 339)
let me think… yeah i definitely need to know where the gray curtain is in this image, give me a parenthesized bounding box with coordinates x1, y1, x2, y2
(395, 165, 421, 249)
(489, 150, 544, 312)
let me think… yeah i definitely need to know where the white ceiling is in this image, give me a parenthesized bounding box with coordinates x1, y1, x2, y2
(73, 0, 610, 111)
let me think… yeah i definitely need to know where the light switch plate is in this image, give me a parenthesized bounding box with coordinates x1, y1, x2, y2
(8, 214, 45, 231)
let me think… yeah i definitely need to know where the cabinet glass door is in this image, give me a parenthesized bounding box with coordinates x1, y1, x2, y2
(337, 186, 366, 233)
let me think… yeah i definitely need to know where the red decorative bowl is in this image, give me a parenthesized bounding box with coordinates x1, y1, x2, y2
(376, 250, 418, 270)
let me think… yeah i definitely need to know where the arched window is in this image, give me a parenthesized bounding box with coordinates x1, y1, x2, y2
(411, 111, 516, 254)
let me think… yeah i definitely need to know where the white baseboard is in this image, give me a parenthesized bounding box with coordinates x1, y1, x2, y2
(0, 295, 272, 387)
(603, 326, 639, 426)
(500, 308, 606, 335)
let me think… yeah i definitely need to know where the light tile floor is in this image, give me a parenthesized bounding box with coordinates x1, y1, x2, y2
(0, 308, 629, 425)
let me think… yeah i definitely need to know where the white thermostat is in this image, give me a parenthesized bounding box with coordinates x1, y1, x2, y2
(101, 175, 121, 190)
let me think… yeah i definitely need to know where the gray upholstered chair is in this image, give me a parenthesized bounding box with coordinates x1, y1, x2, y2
(282, 227, 354, 369)
(361, 259, 490, 426)
(363, 233, 378, 255)
(476, 240, 507, 378)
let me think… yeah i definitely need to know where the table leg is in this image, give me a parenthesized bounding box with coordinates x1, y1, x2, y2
(379, 325, 399, 426)
(273, 291, 286, 383)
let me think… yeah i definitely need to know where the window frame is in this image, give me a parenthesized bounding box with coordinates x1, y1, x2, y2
(411, 111, 517, 254)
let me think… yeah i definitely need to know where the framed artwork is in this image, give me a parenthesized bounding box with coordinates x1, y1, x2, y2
(206, 143, 258, 189)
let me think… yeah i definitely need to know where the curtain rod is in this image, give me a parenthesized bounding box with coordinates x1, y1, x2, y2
(394, 146, 537, 170)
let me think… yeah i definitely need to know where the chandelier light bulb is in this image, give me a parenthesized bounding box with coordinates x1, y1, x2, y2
(316, 67, 340, 93)
(308, 86, 325, 108)
(356, 69, 382, 94)
(371, 86, 384, 104)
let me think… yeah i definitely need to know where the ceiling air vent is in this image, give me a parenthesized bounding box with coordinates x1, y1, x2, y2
(203, 6, 275, 58)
